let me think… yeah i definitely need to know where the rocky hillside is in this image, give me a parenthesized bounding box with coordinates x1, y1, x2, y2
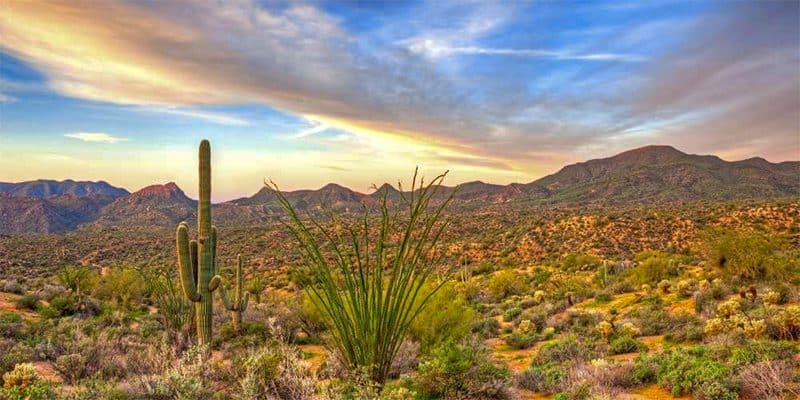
(0, 146, 797, 233)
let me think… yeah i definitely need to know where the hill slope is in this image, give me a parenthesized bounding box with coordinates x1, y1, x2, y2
(0, 179, 129, 198)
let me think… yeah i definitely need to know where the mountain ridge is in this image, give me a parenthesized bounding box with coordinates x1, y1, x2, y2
(1, 145, 797, 234)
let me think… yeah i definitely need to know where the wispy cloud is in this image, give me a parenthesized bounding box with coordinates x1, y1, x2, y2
(133, 106, 250, 126)
(64, 132, 128, 143)
(406, 40, 646, 62)
(293, 123, 329, 138)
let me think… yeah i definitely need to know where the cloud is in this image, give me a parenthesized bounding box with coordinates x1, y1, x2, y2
(64, 132, 129, 143)
(0, 0, 796, 181)
(133, 106, 250, 126)
(405, 40, 645, 62)
(293, 123, 329, 138)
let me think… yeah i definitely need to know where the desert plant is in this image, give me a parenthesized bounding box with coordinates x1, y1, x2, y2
(1, 363, 54, 400)
(234, 341, 314, 400)
(14, 294, 39, 311)
(270, 169, 454, 387)
(146, 271, 192, 336)
(176, 140, 223, 346)
(416, 340, 510, 399)
(246, 276, 267, 304)
(220, 255, 250, 336)
(57, 266, 94, 298)
(702, 229, 793, 282)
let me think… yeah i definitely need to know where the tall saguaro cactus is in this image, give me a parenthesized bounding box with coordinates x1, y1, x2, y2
(220, 255, 250, 335)
(176, 140, 222, 346)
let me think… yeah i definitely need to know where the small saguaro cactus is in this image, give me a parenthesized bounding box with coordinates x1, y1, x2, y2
(176, 139, 222, 346)
(220, 255, 250, 335)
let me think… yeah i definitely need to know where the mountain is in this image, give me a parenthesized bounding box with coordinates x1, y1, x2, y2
(84, 183, 196, 228)
(0, 179, 129, 198)
(0, 193, 117, 234)
(524, 145, 800, 204)
(0, 145, 797, 234)
(235, 183, 364, 212)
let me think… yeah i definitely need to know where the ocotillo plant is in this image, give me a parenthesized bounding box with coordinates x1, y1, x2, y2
(176, 139, 222, 346)
(270, 168, 455, 387)
(220, 255, 249, 335)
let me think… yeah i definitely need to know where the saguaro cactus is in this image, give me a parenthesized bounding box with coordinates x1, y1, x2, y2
(176, 140, 222, 346)
(220, 255, 250, 335)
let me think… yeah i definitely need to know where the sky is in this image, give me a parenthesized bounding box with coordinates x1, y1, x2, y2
(0, 0, 798, 201)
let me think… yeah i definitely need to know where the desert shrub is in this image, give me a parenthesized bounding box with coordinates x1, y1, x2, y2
(516, 362, 568, 393)
(144, 272, 191, 336)
(702, 229, 793, 282)
(415, 341, 511, 399)
(245, 276, 267, 304)
(0, 343, 35, 376)
(410, 281, 475, 352)
(772, 305, 800, 340)
(470, 317, 500, 338)
(1, 363, 54, 400)
(505, 332, 537, 350)
(93, 267, 147, 309)
(487, 269, 527, 302)
(502, 307, 522, 322)
(533, 335, 600, 366)
(609, 336, 647, 355)
(0, 312, 23, 338)
(2, 280, 24, 294)
(57, 266, 96, 297)
(738, 360, 796, 400)
(693, 283, 729, 314)
(54, 353, 87, 384)
(655, 346, 738, 400)
(560, 253, 602, 271)
(234, 342, 314, 400)
(628, 251, 683, 285)
(14, 294, 39, 311)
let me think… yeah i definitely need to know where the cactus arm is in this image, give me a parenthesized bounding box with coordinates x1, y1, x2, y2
(177, 223, 200, 302)
(209, 275, 221, 292)
(219, 283, 233, 310)
(240, 292, 249, 312)
(190, 239, 198, 282)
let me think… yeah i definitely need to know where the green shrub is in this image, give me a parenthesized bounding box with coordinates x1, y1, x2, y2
(504, 332, 537, 350)
(655, 347, 738, 400)
(702, 229, 793, 282)
(487, 269, 527, 302)
(628, 251, 683, 285)
(416, 341, 511, 399)
(471, 318, 501, 338)
(14, 294, 39, 311)
(503, 307, 522, 322)
(410, 282, 475, 352)
(1, 363, 54, 400)
(533, 336, 598, 365)
(609, 336, 647, 355)
(93, 267, 147, 309)
(55, 353, 87, 384)
(234, 342, 314, 400)
(516, 362, 567, 393)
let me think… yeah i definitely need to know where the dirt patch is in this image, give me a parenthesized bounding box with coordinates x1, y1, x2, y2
(298, 344, 327, 374)
(621, 384, 692, 399)
(486, 337, 552, 373)
(32, 361, 63, 384)
(0, 292, 39, 321)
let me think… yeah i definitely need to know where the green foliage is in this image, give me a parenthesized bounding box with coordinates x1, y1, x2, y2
(1, 363, 55, 399)
(144, 271, 192, 336)
(409, 281, 475, 352)
(486, 269, 526, 302)
(655, 346, 738, 400)
(702, 229, 794, 282)
(516, 362, 567, 393)
(502, 307, 522, 322)
(609, 335, 647, 355)
(57, 266, 95, 298)
(416, 341, 510, 399)
(176, 140, 223, 346)
(93, 267, 147, 309)
(470, 317, 501, 338)
(532, 335, 597, 366)
(245, 275, 267, 304)
(504, 332, 537, 350)
(628, 250, 683, 285)
(14, 294, 39, 311)
(272, 169, 454, 386)
(560, 253, 602, 271)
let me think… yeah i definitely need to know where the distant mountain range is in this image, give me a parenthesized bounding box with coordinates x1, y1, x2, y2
(1, 145, 797, 234)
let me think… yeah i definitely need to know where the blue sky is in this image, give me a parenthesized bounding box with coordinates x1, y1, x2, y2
(0, 0, 797, 200)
